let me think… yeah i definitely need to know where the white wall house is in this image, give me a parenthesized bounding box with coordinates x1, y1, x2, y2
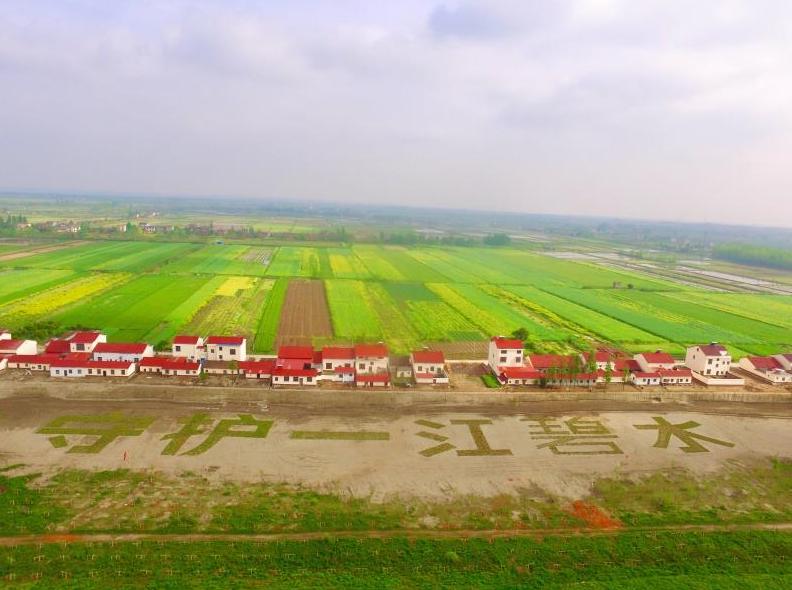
(0, 339, 38, 356)
(92, 342, 154, 363)
(634, 351, 677, 373)
(410, 350, 449, 384)
(685, 344, 732, 376)
(50, 360, 135, 378)
(739, 356, 792, 384)
(631, 372, 661, 386)
(488, 337, 524, 372)
(205, 336, 247, 362)
(355, 344, 389, 374)
(172, 336, 205, 361)
(66, 331, 107, 353)
(320, 347, 356, 372)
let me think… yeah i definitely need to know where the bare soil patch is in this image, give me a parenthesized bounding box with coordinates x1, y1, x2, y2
(275, 279, 333, 348)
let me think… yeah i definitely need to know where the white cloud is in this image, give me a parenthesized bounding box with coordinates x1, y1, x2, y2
(0, 0, 790, 225)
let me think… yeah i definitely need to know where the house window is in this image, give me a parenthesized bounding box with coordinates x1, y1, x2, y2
(500, 356, 507, 363)
(175, 345, 181, 352)
(326, 362, 331, 370)
(359, 363, 365, 370)
(230, 349, 236, 355)
(307, 377, 312, 383)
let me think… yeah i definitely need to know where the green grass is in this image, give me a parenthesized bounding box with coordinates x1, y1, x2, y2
(325, 279, 383, 341)
(0, 268, 77, 306)
(51, 274, 217, 343)
(253, 277, 288, 352)
(2, 532, 792, 588)
(289, 430, 390, 440)
(481, 374, 500, 388)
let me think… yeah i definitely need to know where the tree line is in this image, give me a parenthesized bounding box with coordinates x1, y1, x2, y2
(712, 242, 792, 271)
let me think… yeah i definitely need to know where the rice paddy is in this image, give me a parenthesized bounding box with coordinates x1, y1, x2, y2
(1, 238, 791, 355)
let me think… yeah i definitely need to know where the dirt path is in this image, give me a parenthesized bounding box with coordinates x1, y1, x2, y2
(2, 522, 792, 547)
(0, 240, 87, 262)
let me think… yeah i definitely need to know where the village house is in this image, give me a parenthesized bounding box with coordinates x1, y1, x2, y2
(238, 360, 276, 380)
(46, 331, 107, 354)
(202, 361, 240, 375)
(739, 356, 792, 384)
(631, 372, 661, 386)
(772, 353, 792, 371)
(410, 350, 449, 385)
(487, 337, 524, 372)
(634, 351, 677, 373)
(0, 338, 38, 356)
(685, 343, 731, 376)
(205, 335, 246, 362)
(528, 354, 578, 373)
(172, 336, 205, 361)
(92, 342, 154, 363)
(6, 353, 62, 372)
(497, 366, 542, 386)
(355, 344, 389, 374)
(319, 347, 356, 383)
(272, 345, 319, 386)
(657, 368, 693, 385)
(139, 356, 201, 376)
(545, 372, 599, 388)
(49, 359, 135, 378)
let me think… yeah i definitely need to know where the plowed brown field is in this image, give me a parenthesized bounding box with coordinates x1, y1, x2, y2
(275, 279, 333, 347)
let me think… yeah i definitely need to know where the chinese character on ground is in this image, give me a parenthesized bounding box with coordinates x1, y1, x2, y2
(414, 418, 512, 457)
(634, 416, 735, 453)
(161, 413, 273, 455)
(522, 416, 623, 455)
(37, 412, 155, 453)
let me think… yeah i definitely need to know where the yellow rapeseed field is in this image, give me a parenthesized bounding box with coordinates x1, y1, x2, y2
(215, 276, 255, 297)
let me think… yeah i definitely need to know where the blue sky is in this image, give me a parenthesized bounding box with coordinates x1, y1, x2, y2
(1, 0, 791, 225)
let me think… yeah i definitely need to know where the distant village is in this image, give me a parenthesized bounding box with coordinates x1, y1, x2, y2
(1, 328, 791, 389)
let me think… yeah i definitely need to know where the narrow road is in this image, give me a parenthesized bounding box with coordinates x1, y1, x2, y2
(3, 522, 792, 547)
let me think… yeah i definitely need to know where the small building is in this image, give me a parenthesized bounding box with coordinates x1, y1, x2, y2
(739, 356, 792, 384)
(545, 372, 599, 388)
(631, 372, 661, 386)
(65, 331, 107, 353)
(528, 354, 577, 373)
(0, 338, 37, 356)
(355, 344, 389, 375)
(498, 366, 542, 386)
(772, 353, 792, 371)
(320, 347, 355, 372)
(172, 336, 205, 361)
(634, 351, 677, 373)
(355, 372, 390, 387)
(272, 365, 319, 386)
(238, 360, 275, 380)
(202, 360, 240, 375)
(488, 337, 524, 372)
(657, 368, 693, 385)
(92, 342, 154, 363)
(685, 343, 732, 377)
(410, 350, 449, 385)
(6, 353, 61, 371)
(205, 336, 247, 362)
(139, 357, 201, 376)
(50, 359, 135, 378)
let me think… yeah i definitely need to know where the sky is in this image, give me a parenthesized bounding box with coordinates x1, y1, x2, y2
(1, 0, 791, 226)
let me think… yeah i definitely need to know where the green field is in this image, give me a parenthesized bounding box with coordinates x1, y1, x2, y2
(1, 238, 791, 355)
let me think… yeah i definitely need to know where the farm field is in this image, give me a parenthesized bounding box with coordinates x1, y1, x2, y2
(0, 238, 791, 355)
(275, 279, 333, 348)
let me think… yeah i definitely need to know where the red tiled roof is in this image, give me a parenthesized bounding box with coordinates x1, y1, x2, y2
(278, 345, 315, 359)
(140, 357, 172, 368)
(697, 344, 729, 356)
(163, 360, 200, 371)
(206, 335, 245, 345)
(8, 354, 60, 365)
(239, 361, 275, 374)
(68, 331, 103, 344)
(412, 350, 445, 364)
(355, 373, 390, 383)
(93, 342, 150, 355)
(528, 354, 575, 370)
(272, 366, 319, 378)
(44, 339, 71, 354)
(0, 339, 27, 352)
(657, 369, 692, 377)
(614, 359, 641, 372)
(637, 352, 675, 364)
(582, 351, 614, 363)
(491, 337, 523, 349)
(355, 344, 388, 358)
(173, 335, 201, 345)
(747, 356, 783, 371)
(499, 366, 542, 380)
(322, 347, 355, 360)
